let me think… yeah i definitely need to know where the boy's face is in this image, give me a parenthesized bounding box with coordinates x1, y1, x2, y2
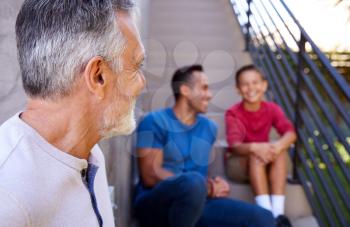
(236, 70, 267, 104)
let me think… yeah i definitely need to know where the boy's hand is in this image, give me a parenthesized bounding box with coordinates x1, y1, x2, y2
(271, 141, 284, 155)
(251, 142, 276, 164)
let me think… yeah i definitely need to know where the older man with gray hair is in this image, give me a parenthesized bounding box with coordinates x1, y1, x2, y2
(0, 0, 145, 226)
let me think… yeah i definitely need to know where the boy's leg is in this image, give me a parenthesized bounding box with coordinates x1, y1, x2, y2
(249, 155, 272, 211)
(269, 151, 287, 194)
(249, 155, 269, 195)
(196, 198, 274, 227)
(134, 172, 207, 227)
(225, 155, 249, 183)
(269, 151, 288, 217)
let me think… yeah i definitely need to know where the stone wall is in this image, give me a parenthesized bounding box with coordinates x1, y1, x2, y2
(0, 0, 26, 123)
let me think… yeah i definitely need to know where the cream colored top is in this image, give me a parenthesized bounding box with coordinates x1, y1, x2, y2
(0, 113, 115, 227)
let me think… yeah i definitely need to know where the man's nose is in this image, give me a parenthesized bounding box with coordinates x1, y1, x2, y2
(134, 72, 146, 97)
(140, 72, 146, 90)
(207, 90, 213, 100)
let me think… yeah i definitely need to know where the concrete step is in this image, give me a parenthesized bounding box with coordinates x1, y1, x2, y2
(136, 86, 174, 112)
(150, 0, 227, 12)
(150, 9, 231, 20)
(145, 36, 242, 52)
(140, 81, 241, 113)
(292, 216, 319, 227)
(225, 181, 318, 227)
(208, 146, 318, 226)
(149, 13, 231, 26)
(144, 51, 251, 76)
(205, 112, 226, 141)
(149, 23, 238, 37)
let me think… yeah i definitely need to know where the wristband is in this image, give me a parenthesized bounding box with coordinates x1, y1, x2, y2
(207, 178, 214, 197)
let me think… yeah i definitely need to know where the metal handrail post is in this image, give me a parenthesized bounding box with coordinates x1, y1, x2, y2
(245, 0, 252, 51)
(293, 34, 306, 180)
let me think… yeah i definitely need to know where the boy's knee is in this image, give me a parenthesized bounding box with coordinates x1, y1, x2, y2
(249, 155, 266, 167)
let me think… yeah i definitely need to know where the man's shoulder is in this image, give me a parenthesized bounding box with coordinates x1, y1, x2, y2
(139, 108, 171, 128)
(0, 115, 26, 168)
(143, 108, 169, 119)
(197, 114, 217, 131)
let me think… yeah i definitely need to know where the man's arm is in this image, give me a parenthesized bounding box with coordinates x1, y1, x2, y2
(137, 148, 222, 198)
(137, 148, 174, 187)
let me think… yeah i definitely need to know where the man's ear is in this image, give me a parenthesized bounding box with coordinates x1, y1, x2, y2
(179, 84, 191, 99)
(83, 56, 110, 99)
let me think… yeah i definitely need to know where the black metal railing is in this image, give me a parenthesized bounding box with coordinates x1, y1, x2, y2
(230, 0, 350, 226)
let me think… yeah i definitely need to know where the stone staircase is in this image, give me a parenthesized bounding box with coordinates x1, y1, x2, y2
(139, 0, 249, 113)
(140, 0, 319, 226)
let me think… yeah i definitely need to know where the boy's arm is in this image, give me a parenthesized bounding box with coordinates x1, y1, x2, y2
(224, 110, 272, 160)
(231, 142, 275, 163)
(230, 143, 255, 155)
(271, 103, 297, 153)
(272, 131, 297, 154)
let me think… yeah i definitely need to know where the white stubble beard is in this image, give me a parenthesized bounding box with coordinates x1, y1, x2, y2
(100, 98, 136, 140)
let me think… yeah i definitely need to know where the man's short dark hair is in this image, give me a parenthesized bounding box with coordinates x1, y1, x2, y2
(235, 64, 265, 86)
(171, 64, 203, 101)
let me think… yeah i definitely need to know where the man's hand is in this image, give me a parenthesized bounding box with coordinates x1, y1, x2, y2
(207, 176, 230, 198)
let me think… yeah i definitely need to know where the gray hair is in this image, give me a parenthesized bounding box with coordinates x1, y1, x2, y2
(15, 0, 134, 99)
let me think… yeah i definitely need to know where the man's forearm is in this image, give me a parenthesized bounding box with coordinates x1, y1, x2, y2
(142, 167, 174, 187)
(155, 168, 174, 182)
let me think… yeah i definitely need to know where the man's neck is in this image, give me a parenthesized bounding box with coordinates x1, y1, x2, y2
(172, 101, 197, 125)
(21, 98, 100, 160)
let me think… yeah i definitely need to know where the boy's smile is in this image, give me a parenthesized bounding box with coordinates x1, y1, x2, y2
(237, 70, 267, 108)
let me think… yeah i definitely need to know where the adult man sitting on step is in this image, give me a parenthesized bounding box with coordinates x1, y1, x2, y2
(133, 65, 275, 227)
(0, 1, 145, 226)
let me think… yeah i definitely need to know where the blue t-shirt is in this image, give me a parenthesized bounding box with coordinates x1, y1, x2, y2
(136, 108, 218, 177)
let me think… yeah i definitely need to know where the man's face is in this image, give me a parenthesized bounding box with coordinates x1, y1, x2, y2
(101, 11, 146, 139)
(237, 70, 267, 104)
(187, 72, 212, 114)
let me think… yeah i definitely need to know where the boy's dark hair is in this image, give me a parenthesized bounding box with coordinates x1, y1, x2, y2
(171, 64, 203, 101)
(235, 64, 265, 86)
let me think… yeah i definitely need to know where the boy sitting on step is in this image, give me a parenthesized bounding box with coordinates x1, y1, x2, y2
(225, 64, 297, 226)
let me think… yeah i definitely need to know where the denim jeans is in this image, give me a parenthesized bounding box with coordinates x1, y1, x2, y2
(134, 172, 275, 227)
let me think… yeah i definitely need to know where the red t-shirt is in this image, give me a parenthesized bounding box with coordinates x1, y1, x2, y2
(225, 101, 295, 146)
